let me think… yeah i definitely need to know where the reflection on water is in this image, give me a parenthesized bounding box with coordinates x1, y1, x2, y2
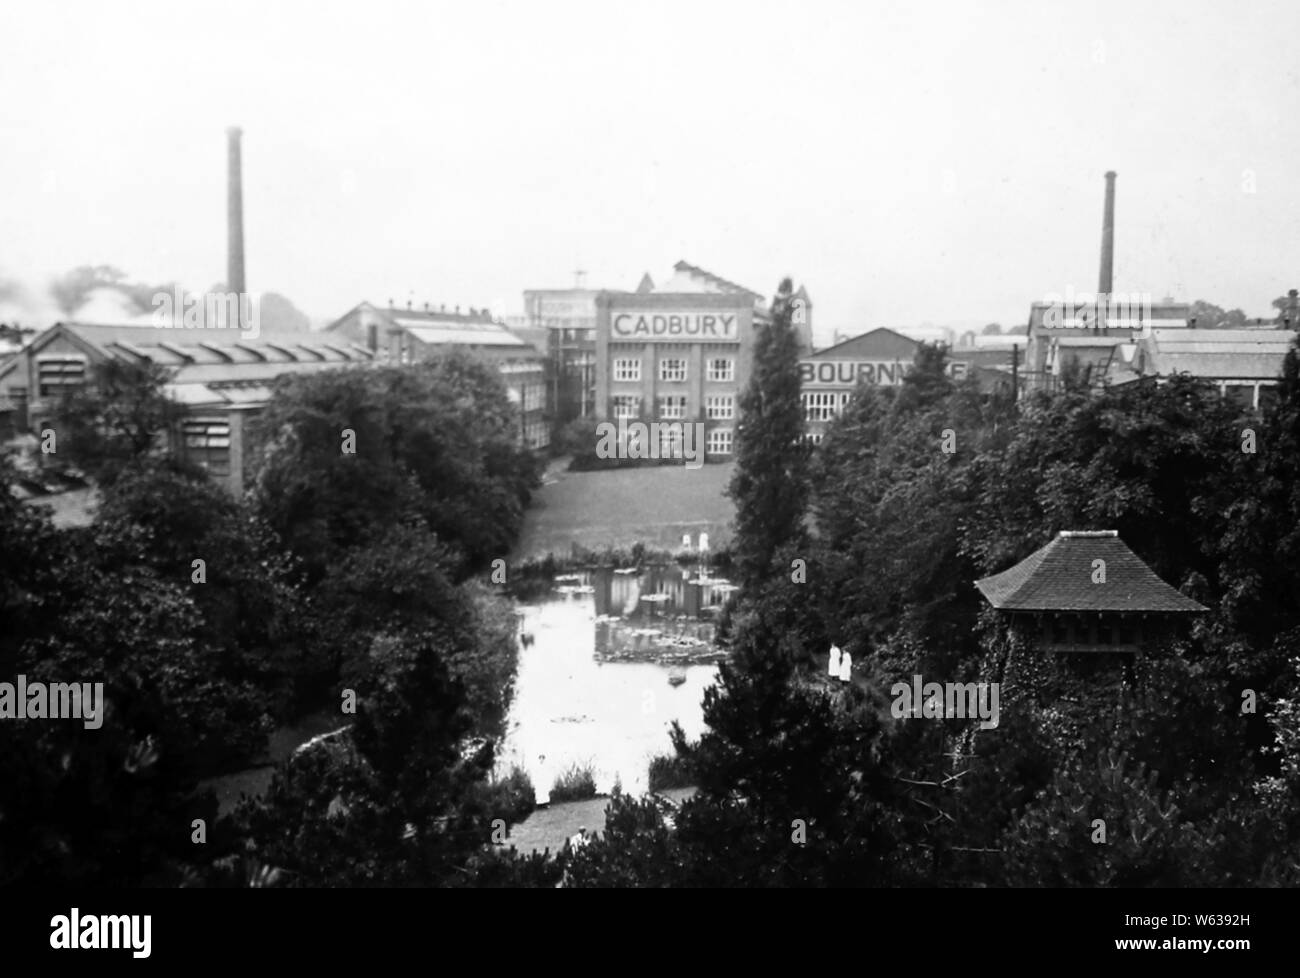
(499, 566, 734, 801)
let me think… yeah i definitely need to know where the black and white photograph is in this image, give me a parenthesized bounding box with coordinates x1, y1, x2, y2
(0, 0, 1293, 959)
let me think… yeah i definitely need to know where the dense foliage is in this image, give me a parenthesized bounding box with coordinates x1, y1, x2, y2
(566, 321, 1300, 886)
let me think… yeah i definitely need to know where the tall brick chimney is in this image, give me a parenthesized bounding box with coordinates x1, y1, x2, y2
(227, 126, 246, 296)
(1099, 170, 1116, 296)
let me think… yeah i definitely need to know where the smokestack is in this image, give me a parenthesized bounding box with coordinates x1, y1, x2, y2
(1099, 170, 1116, 296)
(227, 127, 246, 297)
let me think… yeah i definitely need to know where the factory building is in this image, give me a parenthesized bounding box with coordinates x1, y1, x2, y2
(798, 328, 971, 443)
(324, 301, 549, 451)
(1111, 326, 1296, 410)
(0, 321, 374, 495)
(522, 287, 605, 426)
(593, 262, 812, 462)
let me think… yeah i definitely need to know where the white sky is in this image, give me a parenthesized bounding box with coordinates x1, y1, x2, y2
(2, 0, 1298, 338)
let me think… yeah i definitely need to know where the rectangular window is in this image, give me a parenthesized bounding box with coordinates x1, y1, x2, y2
(612, 395, 641, 419)
(181, 418, 232, 476)
(37, 357, 87, 397)
(706, 428, 733, 454)
(707, 358, 735, 383)
(613, 358, 641, 382)
(659, 358, 688, 382)
(1223, 384, 1253, 409)
(1259, 384, 1279, 413)
(803, 432, 823, 446)
(801, 392, 842, 423)
(705, 395, 734, 420)
(658, 423, 684, 458)
(658, 395, 687, 420)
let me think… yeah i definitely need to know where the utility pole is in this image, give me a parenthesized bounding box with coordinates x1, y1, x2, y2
(1011, 342, 1019, 406)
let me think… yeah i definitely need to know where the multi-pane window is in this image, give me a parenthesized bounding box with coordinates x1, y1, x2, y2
(526, 419, 549, 450)
(658, 424, 683, 458)
(706, 428, 733, 454)
(613, 358, 641, 382)
(803, 432, 824, 446)
(612, 395, 641, 419)
(37, 357, 86, 397)
(707, 358, 734, 383)
(657, 395, 687, 420)
(801, 391, 851, 422)
(181, 418, 232, 476)
(705, 395, 734, 420)
(659, 358, 688, 382)
(801, 392, 840, 422)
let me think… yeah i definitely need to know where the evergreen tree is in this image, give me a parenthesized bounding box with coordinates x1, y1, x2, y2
(727, 278, 809, 589)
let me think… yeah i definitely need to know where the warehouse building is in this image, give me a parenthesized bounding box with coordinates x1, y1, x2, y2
(324, 301, 549, 450)
(0, 321, 375, 494)
(1113, 326, 1296, 410)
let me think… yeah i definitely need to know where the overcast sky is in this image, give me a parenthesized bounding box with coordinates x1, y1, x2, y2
(2, 0, 1298, 339)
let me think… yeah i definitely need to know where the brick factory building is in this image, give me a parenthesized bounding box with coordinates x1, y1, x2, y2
(593, 261, 812, 462)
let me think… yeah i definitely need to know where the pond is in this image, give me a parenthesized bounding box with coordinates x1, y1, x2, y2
(498, 564, 735, 801)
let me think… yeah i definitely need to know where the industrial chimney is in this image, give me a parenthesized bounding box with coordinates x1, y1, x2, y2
(1098, 170, 1116, 297)
(227, 126, 246, 297)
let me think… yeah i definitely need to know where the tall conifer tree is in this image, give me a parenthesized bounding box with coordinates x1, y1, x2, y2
(728, 278, 809, 589)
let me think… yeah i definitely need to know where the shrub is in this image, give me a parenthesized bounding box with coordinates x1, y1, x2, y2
(477, 765, 536, 825)
(549, 762, 598, 803)
(648, 752, 695, 793)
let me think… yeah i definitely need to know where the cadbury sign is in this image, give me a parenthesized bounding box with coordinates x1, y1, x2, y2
(611, 311, 739, 342)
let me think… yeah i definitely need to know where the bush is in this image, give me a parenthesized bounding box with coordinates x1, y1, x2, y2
(549, 762, 598, 803)
(476, 765, 536, 825)
(648, 752, 695, 793)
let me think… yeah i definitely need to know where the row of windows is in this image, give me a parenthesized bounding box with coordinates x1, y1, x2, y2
(801, 391, 852, 423)
(612, 357, 735, 383)
(611, 395, 735, 420)
(611, 426, 733, 455)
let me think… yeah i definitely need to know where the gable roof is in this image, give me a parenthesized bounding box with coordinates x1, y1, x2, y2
(670, 261, 764, 301)
(0, 321, 374, 404)
(975, 530, 1207, 613)
(808, 327, 919, 360)
(1134, 327, 1295, 382)
(323, 300, 500, 334)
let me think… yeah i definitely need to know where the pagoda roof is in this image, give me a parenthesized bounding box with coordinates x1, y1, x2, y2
(975, 531, 1207, 614)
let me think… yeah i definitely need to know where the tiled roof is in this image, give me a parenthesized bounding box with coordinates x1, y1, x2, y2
(975, 531, 1207, 613)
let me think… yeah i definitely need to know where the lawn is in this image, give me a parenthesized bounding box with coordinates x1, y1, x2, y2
(512, 459, 736, 562)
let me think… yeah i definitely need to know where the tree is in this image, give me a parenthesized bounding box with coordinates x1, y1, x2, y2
(252, 354, 539, 582)
(50, 359, 187, 484)
(1189, 299, 1249, 329)
(727, 279, 809, 589)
